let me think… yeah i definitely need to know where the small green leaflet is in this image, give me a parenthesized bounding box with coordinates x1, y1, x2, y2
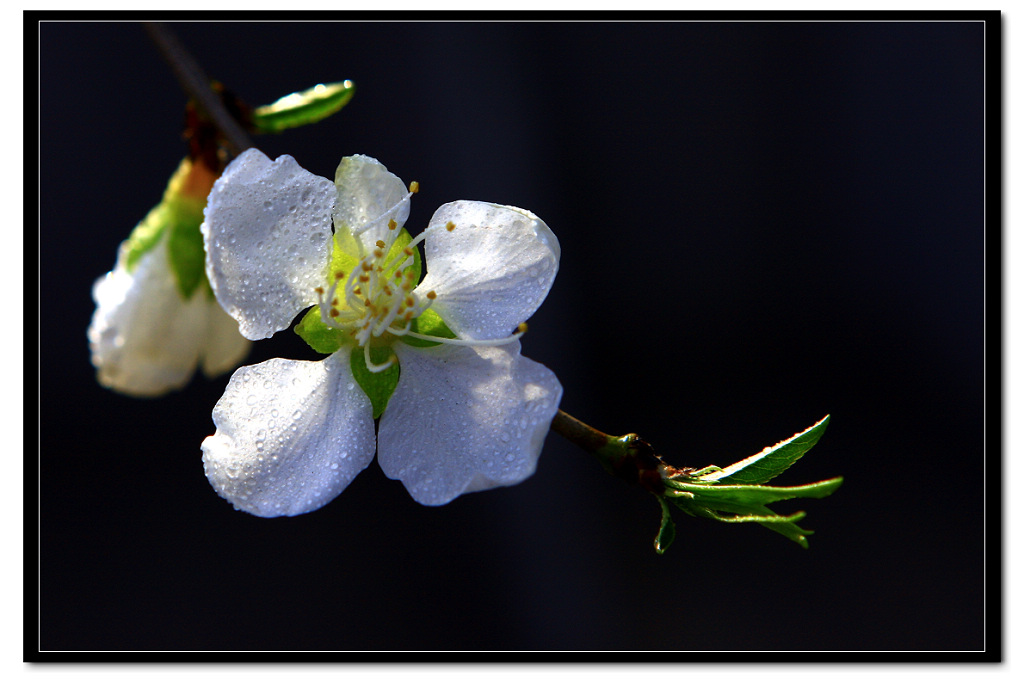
(698, 415, 831, 485)
(654, 497, 676, 555)
(251, 81, 356, 134)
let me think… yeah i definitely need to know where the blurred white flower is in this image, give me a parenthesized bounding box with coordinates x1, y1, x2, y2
(88, 158, 251, 397)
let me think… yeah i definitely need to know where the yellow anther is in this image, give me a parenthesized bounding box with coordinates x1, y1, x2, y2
(404, 311, 414, 321)
(376, 239, 386, 249)
(330, 308, 340, 317)
(331, 297, 339, 306)
(384, 286, 393, 296)
(409, 181, 419, 193)
(361, 261, 373, 272)
(403, 247, 413, 256)
(517, 322, 529, 333)
(334, 271, 345, 280)
(388, 219, 397, 230)
(445, 221, 456, 232)
(426, 290, 437, 300)
(373, 249, 384, 258)
(405, 296, 415, 307)
(314, 286, 325, 295)
(359, 274, 370, 283)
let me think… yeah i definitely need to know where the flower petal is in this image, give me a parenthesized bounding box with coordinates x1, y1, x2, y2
(202, 353, 376, 517)
(333, 154, 412, 253)
(202, 148, 335, 340)
(377, 341, 563, 505)
(200, 299, 253, 378)
(415, 201, 560, 340)
(88, 235, 210, 397)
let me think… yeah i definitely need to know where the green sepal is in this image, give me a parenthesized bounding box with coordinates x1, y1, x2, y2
(165, 195, 208, 298)
(699, 415, 831, 485)
(401, 309, 457, 348)
(251, 81, 356, 134)
(121, 158, 210, 299)
(350, 345, 401, 419)
(654, 497, 676, 555)
(122, 203, 167, 273)
(294, 307, 347, 355)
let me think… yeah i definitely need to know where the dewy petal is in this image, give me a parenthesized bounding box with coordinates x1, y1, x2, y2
(332, 154, 412, 252)
(415, 201, 560, 340)
(200, 299, 253, 378)
(377, 341, 563, 506)
(202, 353, 376, 517)
(88, 235, 212, 397)
(202, 148, 335, 340)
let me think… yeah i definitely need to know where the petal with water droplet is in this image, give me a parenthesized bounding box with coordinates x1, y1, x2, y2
(415, 201, 560, 340)
(377, 341, 562, 505)
(202, 353, 375, 517)
(202, 148, 335, 340)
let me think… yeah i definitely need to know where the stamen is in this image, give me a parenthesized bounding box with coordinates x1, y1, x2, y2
(363, 342, 397, 373)
(401, 327, 527, 347)
(376, 239, 386, 249)
(446, 221, 456, 232)
(409, 181, 419, 193)
(388, 219, 397, 230)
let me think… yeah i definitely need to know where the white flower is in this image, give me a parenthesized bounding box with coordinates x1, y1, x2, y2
(200, 149, 563, 515)
(88, 158, 251, 397)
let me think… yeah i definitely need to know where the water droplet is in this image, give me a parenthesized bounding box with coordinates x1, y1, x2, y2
(246, 394, 258, 406)
(292, 410, 303, 420)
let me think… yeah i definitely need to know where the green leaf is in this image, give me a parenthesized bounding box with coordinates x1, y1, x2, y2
(294, 307, 347, 355)
(251, 81, 356, 134)
(692, 503, 815, 549)
(699, 415, 831, 485)
(662, 477, 843, 550)
(350, 345, 400, 419)
(664, 476, 844, 506)
(654, 497, 676, 554)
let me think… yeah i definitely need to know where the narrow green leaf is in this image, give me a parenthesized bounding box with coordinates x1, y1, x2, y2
(654, 497, 676, 554)
(350, 345, 400, 419)
(664, 476, 844, 507)
(294, 306, 347, 355)
(700, 415, 831, 485)
(682, 500, 814, 548)
(251, 81, 356, 133)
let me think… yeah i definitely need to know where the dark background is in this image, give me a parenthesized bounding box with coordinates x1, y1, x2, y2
(37, 19, 989, 653)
